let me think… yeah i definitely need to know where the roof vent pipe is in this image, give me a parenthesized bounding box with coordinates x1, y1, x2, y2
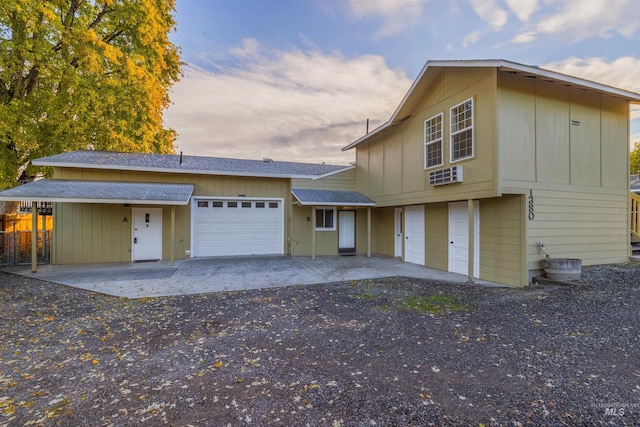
(366, 118, 369, 134)
(179, 151, 183, 165)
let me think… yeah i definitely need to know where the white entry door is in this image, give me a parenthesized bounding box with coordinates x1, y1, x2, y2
(448, 201, 479, 277)
(404, 205, 425, 265)
(132, 208, 163, 261)
(394, 208, 403, 257)
(338, 210, 356, 254)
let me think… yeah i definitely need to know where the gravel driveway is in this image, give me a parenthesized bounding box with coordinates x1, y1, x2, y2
(1, 264, 639, 426)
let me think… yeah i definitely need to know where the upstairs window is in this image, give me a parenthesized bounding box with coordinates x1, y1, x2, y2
(450, 98, 474, 162)
(315, 208, 335, 231)
(424, 113, 443, 169)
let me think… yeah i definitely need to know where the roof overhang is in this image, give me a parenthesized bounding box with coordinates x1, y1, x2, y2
(343, 59, 640, 152)
(291, 188, 375, 207)
(0, 180, 194, 205)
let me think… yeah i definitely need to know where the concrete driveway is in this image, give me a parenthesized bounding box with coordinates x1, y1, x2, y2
(3, 255, 502, 298)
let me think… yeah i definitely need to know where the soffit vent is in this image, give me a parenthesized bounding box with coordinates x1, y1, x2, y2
(429, 165, 463, 186)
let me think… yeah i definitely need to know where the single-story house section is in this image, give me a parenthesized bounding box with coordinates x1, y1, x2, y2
(0, 150, 374, 268)
(1, 59, 639, 286)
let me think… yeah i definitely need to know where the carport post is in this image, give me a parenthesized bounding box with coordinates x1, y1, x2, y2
(31, 202, 38, 273)
(170, 205, 175, 266)
(311, 206, 316, 260)
(367, 207, 371, 258)
(467, 199, 475, 283)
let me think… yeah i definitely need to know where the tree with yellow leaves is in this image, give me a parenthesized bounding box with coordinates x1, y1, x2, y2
(0, 0, 181, 188)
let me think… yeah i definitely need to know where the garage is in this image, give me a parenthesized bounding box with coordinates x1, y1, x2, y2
(191, 198, 284, 257)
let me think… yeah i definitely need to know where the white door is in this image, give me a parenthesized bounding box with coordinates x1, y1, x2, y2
(448, 201, 479, 277)
(132, 208, 163, 261)
(394, 208, 403, 257)
(338, 210, 356, 254)
(404, 205, 425, 265)
(192, 199, 284, 257)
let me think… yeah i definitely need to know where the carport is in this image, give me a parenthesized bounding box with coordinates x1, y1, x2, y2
(0, 179, 194, 272)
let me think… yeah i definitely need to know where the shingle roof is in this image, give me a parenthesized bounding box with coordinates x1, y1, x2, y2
(33, 150, 350, 178)
(0, 179, 194, 205)
(291, 189, 375, 206)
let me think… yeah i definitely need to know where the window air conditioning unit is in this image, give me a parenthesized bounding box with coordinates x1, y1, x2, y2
(429, 165, 463, 186)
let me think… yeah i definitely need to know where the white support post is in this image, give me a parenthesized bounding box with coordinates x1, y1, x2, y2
(170, 205, 176, 266)
(311, 207, 316, 261)
(467, 199, 475, 283)
(367, 207, 372, 258)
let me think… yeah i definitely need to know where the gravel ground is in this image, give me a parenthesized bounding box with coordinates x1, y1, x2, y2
(1, 264, 639, 426)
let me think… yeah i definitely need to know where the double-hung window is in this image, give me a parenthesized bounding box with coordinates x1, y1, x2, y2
(315, 208, 335, 231)
(424, 113, 443, 169)
(450, 98, 474, 162)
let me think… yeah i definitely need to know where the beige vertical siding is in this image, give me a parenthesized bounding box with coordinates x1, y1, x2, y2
(424, 203, 448, 271)
(291, 168, 355, 191)
(52, 168, 291, 264)
(371, 207, 395, 256)
(291, 206, 370, 256)
(355, 67, 498, 207)
(479, 196, 525, 287)
(497, 72, 631, 275)
(53, 203, 132, 264)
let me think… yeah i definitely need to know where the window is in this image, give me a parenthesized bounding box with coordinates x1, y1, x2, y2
(256, 202, 265, 208)
(269, 202, 278, 209)
(227, 201, 237, 208)
(315, 208, 335, 231)
(450, 98, 473, 162)
(197, 201, 208, 208)
(241, 202, 251, 208)
(212, 201, 223, 208)
(424, 113, 443, 169)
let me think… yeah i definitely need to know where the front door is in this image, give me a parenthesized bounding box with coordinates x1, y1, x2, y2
(338, 210, 356, 255)
(394, 208, 403, 257)
(448, 201, 479, 277)
(404, 205, 424, 265)
(132, 208, 162, 261)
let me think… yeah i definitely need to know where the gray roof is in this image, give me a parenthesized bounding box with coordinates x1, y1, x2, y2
(33, 150, 350, 178)
(0, 179, 194, 205)
(291, 189, 375, 206)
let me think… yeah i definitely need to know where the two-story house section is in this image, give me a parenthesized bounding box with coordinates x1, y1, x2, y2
(343, 59, 640, 286)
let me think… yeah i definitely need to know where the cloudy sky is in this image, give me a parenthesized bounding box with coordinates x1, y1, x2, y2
(164, 0, 640, 165)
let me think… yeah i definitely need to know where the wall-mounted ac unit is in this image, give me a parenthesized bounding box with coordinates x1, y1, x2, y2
(429, 165, 463, 186)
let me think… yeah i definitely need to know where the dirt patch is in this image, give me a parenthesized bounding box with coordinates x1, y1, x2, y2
(1, 265, 639, 426)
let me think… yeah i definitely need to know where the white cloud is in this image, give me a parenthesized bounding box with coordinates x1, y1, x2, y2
(462, 30, 482, 47)
(164, 45, 411, 164)
(543, 56, 640, 122)
(513, 0, 640, 43)
(228, 38, 259, 58)
(347, 0, 428, 37)
(469, 0, 509, 30)
(505, 0, 538, 22)
(512, 31, 536, 43)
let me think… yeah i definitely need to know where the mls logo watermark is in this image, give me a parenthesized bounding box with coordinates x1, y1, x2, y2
(604, 407, 625, 416)
(592, 401, 638, 417)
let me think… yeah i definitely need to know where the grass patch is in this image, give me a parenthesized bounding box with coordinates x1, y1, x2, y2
(399, 294, 468, 314)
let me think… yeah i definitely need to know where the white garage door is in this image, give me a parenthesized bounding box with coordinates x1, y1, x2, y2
(192, 198, 284, 257)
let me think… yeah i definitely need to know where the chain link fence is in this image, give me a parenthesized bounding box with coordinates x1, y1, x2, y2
(0, 230, 51, 267)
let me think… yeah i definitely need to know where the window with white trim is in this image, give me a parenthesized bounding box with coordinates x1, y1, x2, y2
(315, 208, 335, 231)
(424, 113, 443, 169)
(450, 98, 473, 162)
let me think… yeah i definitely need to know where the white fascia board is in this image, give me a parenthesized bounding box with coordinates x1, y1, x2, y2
(0, 196, 191, 205)
(342, 59, 640, 152)
(296, 201, 375, 207)
(312, 164, 356, 180)
(31, 160, 331, 179)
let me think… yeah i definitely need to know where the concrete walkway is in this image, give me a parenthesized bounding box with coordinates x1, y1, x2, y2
(3, 256, 503, 298)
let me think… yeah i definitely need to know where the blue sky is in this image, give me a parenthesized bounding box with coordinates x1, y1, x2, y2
(164, 0, 640, 164)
